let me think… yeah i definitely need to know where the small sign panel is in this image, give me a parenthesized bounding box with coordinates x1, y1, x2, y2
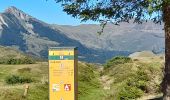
(64, 84, 71, 91)
(52, 84, 60, 92)
(49, 47, 78, 100)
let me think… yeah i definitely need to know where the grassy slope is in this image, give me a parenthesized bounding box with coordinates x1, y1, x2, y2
(0, 62, 105, 100)
(0, 62, 49, 100)
(0, 46, 25, 59)
(0, 60, 163, 100)
(103, 62, 163, 99)
(78, 62, 106, 100)
(0, 48, 164, 100)
(102, 53, 164, 100)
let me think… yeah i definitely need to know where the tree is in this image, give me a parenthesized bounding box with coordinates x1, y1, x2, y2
(55, 0, 169, 99)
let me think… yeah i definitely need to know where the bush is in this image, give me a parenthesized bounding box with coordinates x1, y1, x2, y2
(21, 57, 35, 64)
(78, 62, 105, 100)
(78, 63, 100, 87)
(105, 62, 152, 99)
(0, 57, 35, 65)
(118, 85, 143, 100)
(126, 70, 149, 91)
(104, 56, 132, 69)
(5, 75, 33, 84)
(18, 68, 31, 73)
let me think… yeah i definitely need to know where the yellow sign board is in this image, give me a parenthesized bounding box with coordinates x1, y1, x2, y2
(49, 47, 78, 100)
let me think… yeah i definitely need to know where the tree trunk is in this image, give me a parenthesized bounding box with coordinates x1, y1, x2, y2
(162, 2, 170, 100)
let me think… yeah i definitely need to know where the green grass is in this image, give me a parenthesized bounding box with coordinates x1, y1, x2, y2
(0, 55, 164, 100)
(102, 56, 163, 100)
(26, 83, 49, 100)
(0, 62, 106, 100)
(0, 63, 49, 100)
(78, 62, 106, 100)
(0, 88, 24, 100)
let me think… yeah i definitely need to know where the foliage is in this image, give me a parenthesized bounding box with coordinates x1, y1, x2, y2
(118, 85, 144, 100)
(5, 75, 33, 84)
(126, 70, 149, 91)
(104, 56, 132, 69)
(78, 62, 105, 100)
(55, 0, 163, 24)
(0, 60, 163, 100)
(102, 56, 163, 99)
(0, 57, 35, 65)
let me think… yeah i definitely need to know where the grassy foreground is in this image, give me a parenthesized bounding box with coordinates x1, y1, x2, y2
(0, 62, 105, 100)
(0, 54, 164, 100)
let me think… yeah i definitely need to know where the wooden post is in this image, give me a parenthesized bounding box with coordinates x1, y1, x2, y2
(23, 84, 29, 97)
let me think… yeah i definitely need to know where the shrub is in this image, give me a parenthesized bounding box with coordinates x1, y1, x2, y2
(5, 75, 33, 84)
(104, 56, 132, 69)
(17, 68, 31, 73)
(118, 85, 143, 100)
(0, 57, 35, 65)
(105, 62, 153, 100)
(126, 70, 149, 91)
(78, 62, 105, 100)
(133, 59, 139, 61)
(21, 57, 35, 64)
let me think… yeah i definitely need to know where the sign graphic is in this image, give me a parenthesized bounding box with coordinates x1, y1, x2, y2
(49, 47, 78, 100)
(52, 84, 60, 92)
(64, 84, 71, 91)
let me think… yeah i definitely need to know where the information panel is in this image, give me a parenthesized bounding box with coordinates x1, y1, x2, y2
(48, 47, 78, 100)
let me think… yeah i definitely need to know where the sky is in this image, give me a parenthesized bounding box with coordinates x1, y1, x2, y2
(0, 0, 98, 25)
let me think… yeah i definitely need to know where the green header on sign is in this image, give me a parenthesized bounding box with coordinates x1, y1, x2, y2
(48, 55, 77, 60)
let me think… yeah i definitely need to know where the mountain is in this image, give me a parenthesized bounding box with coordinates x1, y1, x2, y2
(0, 6, 130, 63)
(54, 21, 164, 53)
(0, 6, 164, 63)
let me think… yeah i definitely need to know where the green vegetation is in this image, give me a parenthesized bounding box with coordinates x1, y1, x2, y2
(103, 57, 163, 100)
(0, 62, 49, 100)
(0, 57, 35, 64)
(104, 56, 132, 69)
(0, 46, 36, 65)
(26, 83, 49, 100)
(78, 62, 105, 100)
(0, 83, 49, 100)
(0, 62, 105, 100)
(5, 75, 33, 84)
(0, 53, 164, 100)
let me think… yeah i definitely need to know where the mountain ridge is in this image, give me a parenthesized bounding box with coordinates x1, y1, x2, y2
(54, 22, 164, 52)
(0, 6, 164, 63)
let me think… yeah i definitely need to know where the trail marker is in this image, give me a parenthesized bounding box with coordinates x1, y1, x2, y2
(49, 47, 78, 100)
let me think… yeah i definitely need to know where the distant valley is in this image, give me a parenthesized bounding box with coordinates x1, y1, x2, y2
(0, 6, 164, 63)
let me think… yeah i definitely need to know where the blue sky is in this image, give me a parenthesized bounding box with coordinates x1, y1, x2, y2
(0, 0, 98, 25)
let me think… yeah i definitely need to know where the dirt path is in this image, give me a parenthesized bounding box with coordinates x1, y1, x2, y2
(99, 75, 113, 90)
(137, 94, 162, 100)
